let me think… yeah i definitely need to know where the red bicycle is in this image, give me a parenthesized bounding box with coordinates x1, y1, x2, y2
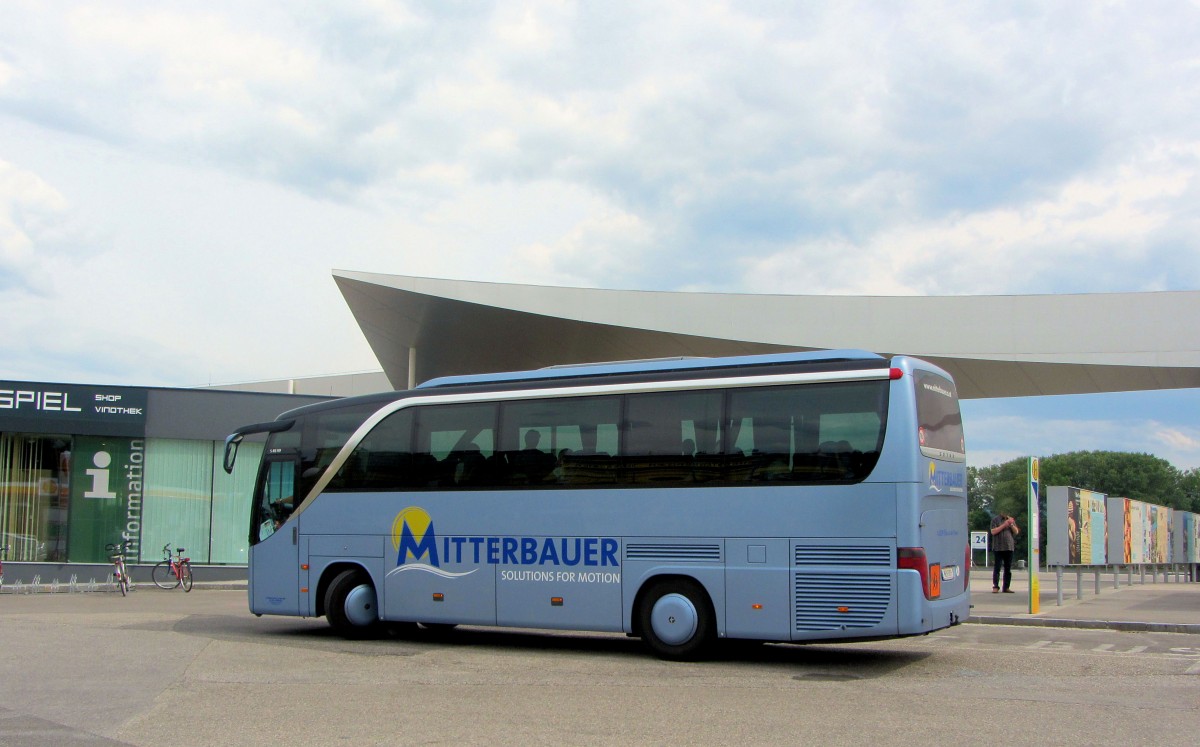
(106, 540, 133, 596)
(151, 543, 193, 592)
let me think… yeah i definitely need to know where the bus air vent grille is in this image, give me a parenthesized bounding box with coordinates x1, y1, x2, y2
(793, 573, 891, 631)
(794, 545, 890, 567)
(624, 543, 722, 562)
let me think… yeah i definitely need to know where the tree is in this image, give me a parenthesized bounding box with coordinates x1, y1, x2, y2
(969, 458, 1036, 556)
(1039, 451, 1185, 509)
(968, 450, 1195, 561)
(1179, 468, 1200, 513)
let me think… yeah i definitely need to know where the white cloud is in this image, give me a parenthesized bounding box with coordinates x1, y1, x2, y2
(1152, 424, 1200, 456)
(505, 206, 657, 288)
(739, 142, 1200, 296)
(0, 0, 1197, 437)
(965, 414, 1200, 471)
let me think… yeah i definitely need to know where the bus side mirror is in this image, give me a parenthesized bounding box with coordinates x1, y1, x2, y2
(223, 433, 243, 474)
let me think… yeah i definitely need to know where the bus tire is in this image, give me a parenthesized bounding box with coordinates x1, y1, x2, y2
(637, 578, 715, 661)
(325, 569, 380, 639)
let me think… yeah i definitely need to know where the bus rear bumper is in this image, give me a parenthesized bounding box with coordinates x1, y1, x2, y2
(897, 573, 970, 634)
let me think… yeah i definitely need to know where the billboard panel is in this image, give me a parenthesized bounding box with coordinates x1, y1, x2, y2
(1150, 504, 1172, 563)
(1048, 486, 1107, 566)
(1173, 512, 1197, 564)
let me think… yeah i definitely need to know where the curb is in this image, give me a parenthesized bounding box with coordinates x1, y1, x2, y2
(967, 615, 1200, 635)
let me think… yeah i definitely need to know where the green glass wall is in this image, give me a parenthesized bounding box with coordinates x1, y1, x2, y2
(141, 439, 216, 564)
(211, 440, 262, 564)
(139, 438, 264, 564)
(3, 432, 264, 565)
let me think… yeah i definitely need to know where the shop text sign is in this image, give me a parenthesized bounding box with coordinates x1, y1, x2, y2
(0, 382, 148, 434)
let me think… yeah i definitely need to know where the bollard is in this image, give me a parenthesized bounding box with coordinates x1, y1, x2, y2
(1094, 569, 1100, 595)
(1056, 567, 1064, 606)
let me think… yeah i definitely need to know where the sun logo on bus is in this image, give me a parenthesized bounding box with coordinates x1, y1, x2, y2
(392, 506, 439, 567)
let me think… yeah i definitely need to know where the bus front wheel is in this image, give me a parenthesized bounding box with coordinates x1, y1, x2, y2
(325, 569, 380, 639)
(637, 579, 715, 661)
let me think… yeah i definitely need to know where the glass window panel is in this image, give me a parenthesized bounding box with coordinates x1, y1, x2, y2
(0, 434, 70, 562)
(622, 391, 723, 485)
(140, 439, 213, 564)
(500, 396, 621, 487)
(415, 403, 496, 488)
(329, 409, 415, 492)
(210, 440, 262, 564)
(915, 370, 964, 459)
(727, 382, 888, 484)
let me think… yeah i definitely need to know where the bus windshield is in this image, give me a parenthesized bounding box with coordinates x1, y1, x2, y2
(250, 402, 379, 543)
(915, 370, 964, 461)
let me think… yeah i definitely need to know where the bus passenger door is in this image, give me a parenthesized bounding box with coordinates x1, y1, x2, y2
(249, 455, 302, 616)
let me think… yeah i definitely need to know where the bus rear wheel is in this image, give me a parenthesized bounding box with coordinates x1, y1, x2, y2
(637, 579, 715, 661)
(325, 569, 380, 639)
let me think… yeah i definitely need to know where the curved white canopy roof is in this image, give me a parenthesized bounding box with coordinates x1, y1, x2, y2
(333, 270, 1200, 399)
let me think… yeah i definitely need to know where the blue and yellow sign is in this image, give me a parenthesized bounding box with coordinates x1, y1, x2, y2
(390, 506, 620, 575)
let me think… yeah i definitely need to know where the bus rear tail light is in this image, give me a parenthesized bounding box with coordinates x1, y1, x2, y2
(898, 547, 935, 600)
(964, 542, 971, 590)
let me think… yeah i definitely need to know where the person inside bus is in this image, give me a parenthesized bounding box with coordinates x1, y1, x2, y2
(990, 512, 1020, 593)
(513, 429, 555, 483)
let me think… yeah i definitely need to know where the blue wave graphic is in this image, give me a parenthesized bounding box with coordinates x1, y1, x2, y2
(385, 563, 478, 579)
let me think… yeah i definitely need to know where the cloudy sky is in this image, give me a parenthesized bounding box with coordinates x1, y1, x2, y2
(1, 1, 1198, 469)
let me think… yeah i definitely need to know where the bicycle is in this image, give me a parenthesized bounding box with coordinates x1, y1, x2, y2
(151, 543, 193, 592)
(106, 540, 133, 596)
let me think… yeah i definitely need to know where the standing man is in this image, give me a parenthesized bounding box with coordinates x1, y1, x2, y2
(990, 513, 1020, 593)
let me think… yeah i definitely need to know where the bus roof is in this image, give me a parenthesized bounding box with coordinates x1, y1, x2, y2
(270, 349, 890, 422)
(418, 349, 887, 390)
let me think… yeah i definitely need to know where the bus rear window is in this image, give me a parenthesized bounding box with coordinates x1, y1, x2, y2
(914, 371, 964, 462)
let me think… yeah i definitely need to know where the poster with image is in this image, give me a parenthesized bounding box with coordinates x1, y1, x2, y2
(1151, 505, 1172, 563)
(1173, 512, 1197, 564)
(1049, 486, 1104, 566)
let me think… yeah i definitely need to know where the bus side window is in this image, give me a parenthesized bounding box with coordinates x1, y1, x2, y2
(329, 409, 415, 491)
(623, 391, 722, 485)
(415, 403, 497, 489)
(500, 396, 620, 488)
(729, 382, 888, 485)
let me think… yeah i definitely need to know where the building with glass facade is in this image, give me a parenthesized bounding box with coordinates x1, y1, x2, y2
(0, 381, 328, 573)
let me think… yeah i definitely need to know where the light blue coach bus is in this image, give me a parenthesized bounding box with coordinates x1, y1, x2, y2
(224, 350, 969, 660)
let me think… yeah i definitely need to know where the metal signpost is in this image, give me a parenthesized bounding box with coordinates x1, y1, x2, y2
(1028, 457, 1040, 614)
